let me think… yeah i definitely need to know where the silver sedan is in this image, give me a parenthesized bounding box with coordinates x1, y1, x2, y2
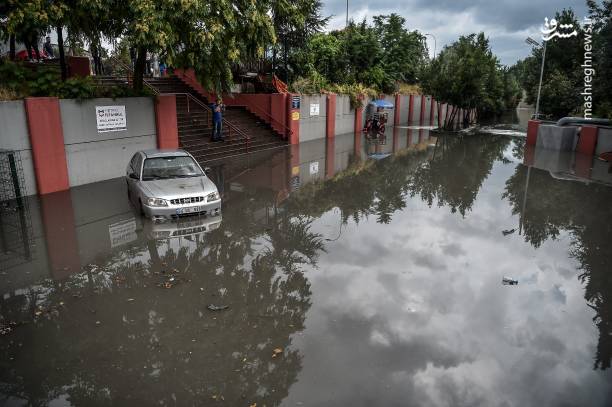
(126, 149, 221, 220)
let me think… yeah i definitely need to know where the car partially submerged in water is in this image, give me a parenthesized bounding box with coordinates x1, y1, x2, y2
(126, 149, 221, 220)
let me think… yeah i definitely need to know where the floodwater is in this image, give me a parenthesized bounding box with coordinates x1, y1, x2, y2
(1, 122, 612, 406)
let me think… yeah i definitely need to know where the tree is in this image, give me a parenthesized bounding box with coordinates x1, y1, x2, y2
(421, 33, 505, 127)
(373, 14, 427, 86)
(587, 0, 612, 118)
(516, 9, 584, 118)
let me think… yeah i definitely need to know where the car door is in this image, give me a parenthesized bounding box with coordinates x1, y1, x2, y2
(126, 153, 141, 204)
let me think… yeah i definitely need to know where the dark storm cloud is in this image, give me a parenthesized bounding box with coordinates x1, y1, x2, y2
(321, 0, 590, 64)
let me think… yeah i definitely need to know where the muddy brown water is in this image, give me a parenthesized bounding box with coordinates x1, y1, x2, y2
(1, 127, 611, 406)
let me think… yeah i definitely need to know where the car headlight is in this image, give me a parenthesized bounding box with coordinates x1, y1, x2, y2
(207, 191, 220, 202)
(146, 197, 168, 207)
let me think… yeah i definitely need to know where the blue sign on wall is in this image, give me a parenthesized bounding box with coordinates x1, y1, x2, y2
(291, 95, 301, 109)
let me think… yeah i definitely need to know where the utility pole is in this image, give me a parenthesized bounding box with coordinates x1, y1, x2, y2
(346, 0, 349, 27)
(525, 36, 546, 119)
(424, 33, 437, 58)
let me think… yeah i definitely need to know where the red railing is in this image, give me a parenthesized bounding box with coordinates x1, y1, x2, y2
(272, 74, 288, 94)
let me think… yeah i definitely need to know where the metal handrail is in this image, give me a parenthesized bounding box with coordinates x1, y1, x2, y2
(170, 93, 251, 146)
(106, 55, 160, 95)
(179, 68, 292, 138)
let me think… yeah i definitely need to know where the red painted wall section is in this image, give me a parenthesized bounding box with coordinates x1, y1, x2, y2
(270, 94, 287, 137)
(173, 68, 213, 100)
(430, 97, 435, 126)
(155, 94, 179, 149)
(326, 93, 337, 139)
(394, 94, 401, 125)
(40, 191, 81, 280)
(67, 56, 90, 78)
(408, 95, 414, 123)
(287, 93, 300, 145)
(25, 97, 70, 195)
(355, 104, 363, 134)
(526, 120, 540, 146)
(420, 95, 426, 125)
(577, 125, 598, 156)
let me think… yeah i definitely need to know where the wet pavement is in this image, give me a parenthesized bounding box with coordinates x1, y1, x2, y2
(1, 125, 612, 406)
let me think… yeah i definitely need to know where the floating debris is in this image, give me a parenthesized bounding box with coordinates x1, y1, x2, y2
(502, 277, 518, 285)
(207, 304, 229, 311)
(272, 348, 283, 358)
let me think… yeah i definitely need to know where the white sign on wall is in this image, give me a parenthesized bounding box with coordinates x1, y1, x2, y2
(309, 161, 319, 175)
(96, 105, 127, 132)
(310, 103, 320, 116)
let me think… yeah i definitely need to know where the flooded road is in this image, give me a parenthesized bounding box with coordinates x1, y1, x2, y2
(1, 127, 612, 406)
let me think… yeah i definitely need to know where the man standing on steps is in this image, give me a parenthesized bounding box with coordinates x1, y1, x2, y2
(211, 98, 225, 142)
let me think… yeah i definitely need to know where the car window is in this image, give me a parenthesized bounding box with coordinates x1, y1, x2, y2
(142, 156, 203, 181)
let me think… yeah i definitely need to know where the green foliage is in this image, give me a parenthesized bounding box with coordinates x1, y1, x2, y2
(512, 7, 612, 119)
(291, 15, 427, 94)
(0, 61, 149, 100)
(421, 32, 509, 122)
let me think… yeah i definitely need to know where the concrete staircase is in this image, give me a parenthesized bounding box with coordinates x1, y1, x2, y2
(145, 76, 288, 163)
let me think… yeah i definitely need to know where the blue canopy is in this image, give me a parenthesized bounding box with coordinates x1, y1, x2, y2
(369, 99, 394, 109)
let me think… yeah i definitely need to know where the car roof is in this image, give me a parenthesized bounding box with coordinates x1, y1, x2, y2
(140, 149, 190, 159)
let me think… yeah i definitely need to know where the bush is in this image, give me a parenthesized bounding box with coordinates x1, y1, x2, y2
(0, 60, 150, 100)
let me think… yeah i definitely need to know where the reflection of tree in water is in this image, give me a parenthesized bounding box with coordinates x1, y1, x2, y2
(407, 135, 510, 216)
(504, 166, 612, 370)
(287, 146, 433, 224)
(0, 194, 320, 405)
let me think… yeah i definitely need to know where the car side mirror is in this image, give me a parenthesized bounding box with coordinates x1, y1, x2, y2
(129, 173, 139, 180)
(204, 167, 212, 175)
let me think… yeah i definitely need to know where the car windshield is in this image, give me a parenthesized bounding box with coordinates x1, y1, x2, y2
(142, 156, 203, 180)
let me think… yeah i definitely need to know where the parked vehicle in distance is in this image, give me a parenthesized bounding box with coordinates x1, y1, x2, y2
(126, 149, 221, 221)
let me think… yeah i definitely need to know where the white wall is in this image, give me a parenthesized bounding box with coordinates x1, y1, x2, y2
(60, 97, 157, 187)
(334, 95, 354, 136)
(0, 101, 38, 195)
(299, 95, 327, 142)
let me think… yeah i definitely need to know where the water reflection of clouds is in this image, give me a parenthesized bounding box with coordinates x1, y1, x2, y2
(286, 154, 610, 406)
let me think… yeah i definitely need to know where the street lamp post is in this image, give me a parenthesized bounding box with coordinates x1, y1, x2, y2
(424, 33, 437, 58)
(525, 36, 546, 119)
(346, 0, 349, 27)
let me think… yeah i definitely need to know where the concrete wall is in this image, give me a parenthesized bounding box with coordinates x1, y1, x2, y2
(60, 97, 156, 187)
(299, 95, 327, 142)
(0, 101, 38, 195)
(399, 95, 410, 124)
(334, 95, 354, 136)
(596, 127, 612, 155)
(411, 95, 422, 124)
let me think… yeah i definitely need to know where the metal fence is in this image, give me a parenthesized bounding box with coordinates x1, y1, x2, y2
(0, 149, 33, 271)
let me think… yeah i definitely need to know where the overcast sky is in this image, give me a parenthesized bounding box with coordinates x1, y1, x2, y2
(321, 0, 590, 65)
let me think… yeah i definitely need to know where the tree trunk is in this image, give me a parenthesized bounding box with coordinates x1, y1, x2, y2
(57, 25, 67, 81)
(133, 46, 147, 92)
(9, 34, 16, 60)
(446, 106, 457, 130)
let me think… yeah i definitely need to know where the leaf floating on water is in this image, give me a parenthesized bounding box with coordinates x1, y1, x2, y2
(272, 348, 283, 358)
